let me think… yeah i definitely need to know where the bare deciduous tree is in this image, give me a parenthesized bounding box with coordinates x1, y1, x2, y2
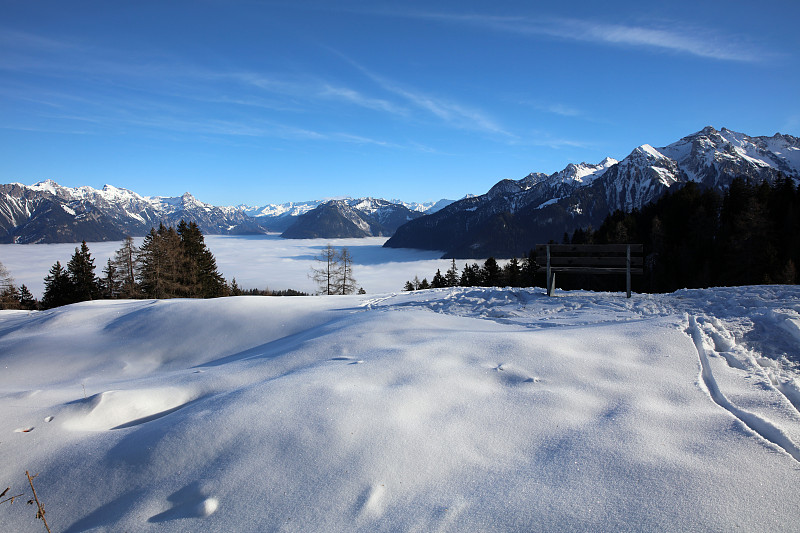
(310, 245, 357, 295)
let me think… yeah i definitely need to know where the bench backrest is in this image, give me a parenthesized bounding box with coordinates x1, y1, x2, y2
(535, 244, 644, 297)
(534, 244, 643, 273)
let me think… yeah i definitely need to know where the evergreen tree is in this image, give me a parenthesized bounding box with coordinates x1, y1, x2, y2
(403, 280, 415, 291)
(445, 259, 460, 287)
(460, 263, 481, 287)
(139, 224, 182, 298)
(503, 257, 522, 287)
(418, 277, 430, 290)
(19, 284, 37, 310)
(229, 277, 243, 296)
(67, 241, 100, 302)
(480, 257, 502, 287)
(431, 269, 447, 288)
(42, 261, 74, 309)
(177, 220, 203, 296)
(100, 258, 120, 299)
(520, 250, 539, 287)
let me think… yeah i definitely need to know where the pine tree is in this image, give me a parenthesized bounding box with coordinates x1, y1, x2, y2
(139, 224, 182, 298)
(431, 269, 447, 288)
(183, 222, 228, 298)
(42, 261, 74, 309)
(67, 241, 100, 302)
(460, 263, 481, 287)
(480, 257, 502, 287)
(19, 284, 37, 310)
(520, 250, 539, 287)
(229, 277, 243, 296)
(418, 277, 430, 290)
(503, 257, 522, 287)
(100, 258, 120, 299)
(445, 259, 460, 287)
(403, 280, 415, 291)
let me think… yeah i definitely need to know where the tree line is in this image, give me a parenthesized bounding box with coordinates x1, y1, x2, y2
(37, 221, 229, 309)
(0, 220, 309, 311)
(404, 255, 539, 291)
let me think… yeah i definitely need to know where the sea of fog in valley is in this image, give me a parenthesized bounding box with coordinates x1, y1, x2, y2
(0, 235, 452, 298)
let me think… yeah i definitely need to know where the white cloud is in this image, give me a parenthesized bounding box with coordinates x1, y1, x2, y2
(403, 12, 763, 63)
(319, 84, 407, 115)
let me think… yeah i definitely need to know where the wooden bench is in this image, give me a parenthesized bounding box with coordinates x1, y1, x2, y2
(535, 244, 644, 298)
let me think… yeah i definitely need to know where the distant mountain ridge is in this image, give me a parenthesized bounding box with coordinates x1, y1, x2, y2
(385, 126, 800, 258)
(0, 180, 450, 244)
(281, 198, 425, 239)
(241, 197, 452, 233)
(0, 180, 266, 244)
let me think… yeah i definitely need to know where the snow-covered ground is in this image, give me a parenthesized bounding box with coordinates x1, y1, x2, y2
(2, 285, 799, 532)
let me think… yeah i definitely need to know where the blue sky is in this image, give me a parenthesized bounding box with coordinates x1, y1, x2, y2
(2, 0, 799, 206)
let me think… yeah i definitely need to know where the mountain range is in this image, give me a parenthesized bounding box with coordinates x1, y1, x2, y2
(0, 180, 449, 244)
(2, 126, 798, 249)
(385, 126, 800, 257)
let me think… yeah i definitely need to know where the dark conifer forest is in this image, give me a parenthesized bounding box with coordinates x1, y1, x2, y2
(568, 177, 799, 293)
(405, 177, 799, 294)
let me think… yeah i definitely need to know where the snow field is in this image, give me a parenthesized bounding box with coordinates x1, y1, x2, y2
(1, 286, 800, 531)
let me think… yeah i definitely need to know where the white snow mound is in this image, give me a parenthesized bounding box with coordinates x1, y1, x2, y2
(1, 286, 799, 532)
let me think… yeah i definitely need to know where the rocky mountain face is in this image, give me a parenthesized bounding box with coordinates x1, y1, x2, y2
(385, 127, 800, 258)
(0, 181, 265, 244)
(281, 198, 424, 239)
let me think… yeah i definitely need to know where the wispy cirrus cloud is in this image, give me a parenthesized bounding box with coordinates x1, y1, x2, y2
(330, 52, 513, 137)
(318, 85, 406, 116)
(396, 12, 763, 63)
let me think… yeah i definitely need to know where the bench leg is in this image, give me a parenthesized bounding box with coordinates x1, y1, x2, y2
(626, 245, 632, 298)
(547, 271, 556, 297)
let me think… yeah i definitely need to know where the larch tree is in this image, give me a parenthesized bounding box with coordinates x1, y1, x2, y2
(0, 261, 18, 309)
(336, 247, 357, 295)
(113, 236, 140, 298)
(310, 244, 342, 295)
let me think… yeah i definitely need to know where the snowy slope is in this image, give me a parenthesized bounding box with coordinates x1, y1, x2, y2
(2, 286, 799, 532)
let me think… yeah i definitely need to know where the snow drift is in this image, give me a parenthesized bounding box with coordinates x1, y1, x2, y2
(1, 286, 799, 531)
